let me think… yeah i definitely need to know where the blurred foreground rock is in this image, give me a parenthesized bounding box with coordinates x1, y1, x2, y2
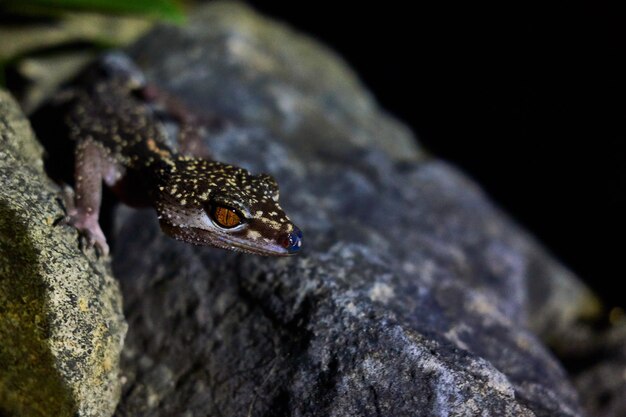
(107, 2, 601, 416)
(0, 89, 127, 417)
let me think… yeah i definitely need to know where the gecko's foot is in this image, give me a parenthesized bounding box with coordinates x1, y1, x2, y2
(58, 186, 110, 256)
(67, 211, 110, 257)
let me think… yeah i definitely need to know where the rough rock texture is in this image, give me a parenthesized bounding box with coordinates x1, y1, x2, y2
(0, 89, 127, 417)
(104, 3, 601, 416)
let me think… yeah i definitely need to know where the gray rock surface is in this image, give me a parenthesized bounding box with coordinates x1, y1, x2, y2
(99, 3, 602, 416)
(0, 89, 127, 417)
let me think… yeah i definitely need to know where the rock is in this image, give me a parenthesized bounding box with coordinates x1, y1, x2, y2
(0, 89, 127, 417)
(521, 238, 601, 343)
(561, 321, 626, 417)
(84, 2, 590, 416)
(104, 3, 598, 417)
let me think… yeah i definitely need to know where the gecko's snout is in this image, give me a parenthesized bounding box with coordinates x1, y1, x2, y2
(280, 227, 303, 254)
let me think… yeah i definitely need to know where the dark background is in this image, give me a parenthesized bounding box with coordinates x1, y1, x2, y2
(248, 3, 625, 309)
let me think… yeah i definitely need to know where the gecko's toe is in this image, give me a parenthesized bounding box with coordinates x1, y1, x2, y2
(93, 237, 110, 257)
(81, 224, 110, 257)
(79, 229, 110, 257)
(63, 208, 110, 257)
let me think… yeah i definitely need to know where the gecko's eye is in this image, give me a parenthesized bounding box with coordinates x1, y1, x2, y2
(210, 205, 244, 229)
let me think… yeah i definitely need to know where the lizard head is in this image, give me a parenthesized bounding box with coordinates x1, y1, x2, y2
(155, 158, 303, 256)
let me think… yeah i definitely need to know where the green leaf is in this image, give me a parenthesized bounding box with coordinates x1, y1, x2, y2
(1, 0, 185, 22)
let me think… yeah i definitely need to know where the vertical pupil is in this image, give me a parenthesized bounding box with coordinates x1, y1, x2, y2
(215, 206, 240, 227)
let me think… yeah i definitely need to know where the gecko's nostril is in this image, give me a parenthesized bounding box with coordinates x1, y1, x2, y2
(280, 227, 303, 254)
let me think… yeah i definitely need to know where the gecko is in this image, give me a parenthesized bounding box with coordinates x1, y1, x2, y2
(53, 52, 302, 257)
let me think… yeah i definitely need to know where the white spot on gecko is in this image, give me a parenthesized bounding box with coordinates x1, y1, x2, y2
(246, 230, 262, 240)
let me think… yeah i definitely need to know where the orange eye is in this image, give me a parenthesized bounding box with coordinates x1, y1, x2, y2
(211, 205, 243, 228)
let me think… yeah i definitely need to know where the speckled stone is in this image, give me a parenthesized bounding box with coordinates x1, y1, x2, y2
(105, 2, 598, 416)
(0, 89, 127, 417)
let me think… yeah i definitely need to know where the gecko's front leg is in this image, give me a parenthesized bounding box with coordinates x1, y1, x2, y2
(64, 139, 122, 256)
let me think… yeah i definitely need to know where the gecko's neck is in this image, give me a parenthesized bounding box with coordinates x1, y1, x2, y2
(133, 136, 208, 175)
(143, 147, 219, 198)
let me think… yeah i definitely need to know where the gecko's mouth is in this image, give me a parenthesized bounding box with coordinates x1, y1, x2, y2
(161, 222, 297, 256)
(159, 216, 302, 257)
(211, 227, 302, 257)
(210, 233, 294, 257)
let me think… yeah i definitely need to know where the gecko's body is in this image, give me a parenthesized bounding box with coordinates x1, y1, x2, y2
(58, 53, 302, 256)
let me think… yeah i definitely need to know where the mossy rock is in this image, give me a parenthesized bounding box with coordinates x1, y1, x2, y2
(0, 89, 127, 417)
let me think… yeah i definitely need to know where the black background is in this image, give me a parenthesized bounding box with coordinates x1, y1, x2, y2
(248, 3, 625, 309)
